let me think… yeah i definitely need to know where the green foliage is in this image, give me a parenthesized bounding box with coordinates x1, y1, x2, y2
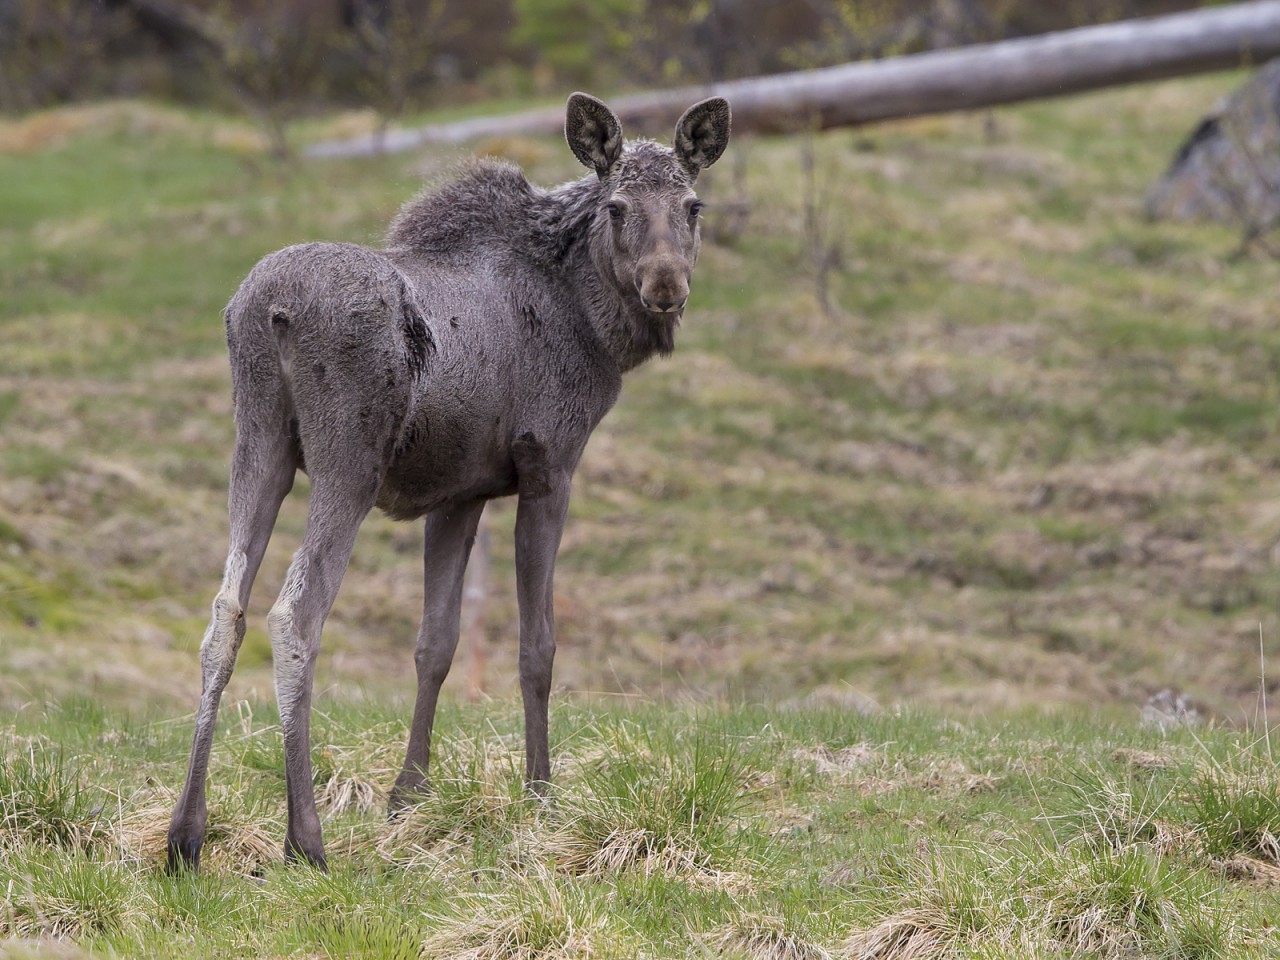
(512, 0, 645, 87)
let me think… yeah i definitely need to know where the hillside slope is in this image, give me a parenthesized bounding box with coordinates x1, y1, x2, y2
(3, 80, 1280, 720)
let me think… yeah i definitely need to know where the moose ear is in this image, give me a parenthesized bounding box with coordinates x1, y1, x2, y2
(673, 97, 731, 177)
(565, 92, 624, 179)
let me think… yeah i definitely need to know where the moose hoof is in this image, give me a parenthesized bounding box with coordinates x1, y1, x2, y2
(165, 834, 203, 874)
(283, 836, 328, 872)
(387, 773, 429, 818)
(524, 779, 556, 806)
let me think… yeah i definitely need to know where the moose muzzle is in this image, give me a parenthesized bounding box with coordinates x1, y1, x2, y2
(636, 255, 691, 315)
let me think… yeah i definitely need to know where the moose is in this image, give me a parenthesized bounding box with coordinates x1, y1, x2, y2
(167, 93, 731, 870)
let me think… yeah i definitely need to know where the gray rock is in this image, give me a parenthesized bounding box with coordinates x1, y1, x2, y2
(1140, 687, 1201, 731)
(1147, 59, 1280, 229)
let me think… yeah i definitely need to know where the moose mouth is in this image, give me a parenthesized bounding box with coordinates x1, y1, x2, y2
(641, 299, 687, 316)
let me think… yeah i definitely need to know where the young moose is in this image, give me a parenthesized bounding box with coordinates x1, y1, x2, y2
(167, 93, 731, 870)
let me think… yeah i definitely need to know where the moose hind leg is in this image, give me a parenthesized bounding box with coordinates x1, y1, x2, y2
(389, 500, 486, 813)
(268, 477, 378, 869)
(168, 434, 295, 871)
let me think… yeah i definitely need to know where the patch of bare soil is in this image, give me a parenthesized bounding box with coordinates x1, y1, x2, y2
(1110, 747, 1177, 771)
(1217, 855, 1280, 885)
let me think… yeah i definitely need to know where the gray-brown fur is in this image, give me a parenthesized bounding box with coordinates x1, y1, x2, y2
(167, 93, 730, 871)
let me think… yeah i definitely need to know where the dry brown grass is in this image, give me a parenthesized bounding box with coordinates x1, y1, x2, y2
(314, 733, 406, 817)
(844, 908, 951, 960)
(789, 743, 877, 779)
(523, 823, 754, 893)
(314, 770, 381, 818)
(115, 791, 280, 876)
(1217, 854, 1280, 885)
(0, 101, 268, 154)
(710, 913, 833, 960)
(1110, 747, 1178, 771)
(363, 805, 478, 866)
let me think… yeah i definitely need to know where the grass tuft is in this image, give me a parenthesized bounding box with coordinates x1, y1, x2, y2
(311, 717, 409, 817)
(1049, 843, 1210, 956)
(295, 914, 424, 960)
(419, 863, 622, 960)
(0, 741, 107, 853)
(845, 834, 1251, 960)
(1057, 765, 1192, 858)
(530, 724, 752, 884)
(142, 868, 247, 931)
(710, 912, 833, 960)
(0, 854, 131, 939)
(1184, 749, 1280, 867)
(846, 907, 952, 960)
(366, 734, 528, 864)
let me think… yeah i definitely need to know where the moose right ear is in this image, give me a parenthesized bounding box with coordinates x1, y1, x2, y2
(565, 92, 624, 179)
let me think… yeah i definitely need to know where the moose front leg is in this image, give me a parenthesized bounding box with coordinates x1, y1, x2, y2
(390, 499, 486, 813)
(513, 469, 572, 791)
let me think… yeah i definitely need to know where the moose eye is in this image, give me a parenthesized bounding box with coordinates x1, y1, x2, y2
(605, 202, 624, 221)
(688, 201, 705, 220)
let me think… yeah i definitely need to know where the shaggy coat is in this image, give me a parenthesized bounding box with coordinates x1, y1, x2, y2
(167, 93, 731, 870)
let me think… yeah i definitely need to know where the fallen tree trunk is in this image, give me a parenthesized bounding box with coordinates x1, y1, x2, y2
(309, 0, 1280, 158)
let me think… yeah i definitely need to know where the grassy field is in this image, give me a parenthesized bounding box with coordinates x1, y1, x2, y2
(2, 698, 1279, 957)
(3, 74, 1280, 955)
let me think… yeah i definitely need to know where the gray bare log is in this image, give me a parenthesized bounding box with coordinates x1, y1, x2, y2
(309, 1, 1280, 159)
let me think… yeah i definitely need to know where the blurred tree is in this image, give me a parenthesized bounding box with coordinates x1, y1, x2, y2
(344, 0, 466, 149)
(193, 1, 338, 159)
(512, 0, 644, 89)
(108, 0, 340, 159)
(616, 0, 774, 87)
(0, 0, 128, 112)
(1, 0, 1208, 116)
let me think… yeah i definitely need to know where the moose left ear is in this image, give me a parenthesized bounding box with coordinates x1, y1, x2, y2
(673, 97, 731, 177)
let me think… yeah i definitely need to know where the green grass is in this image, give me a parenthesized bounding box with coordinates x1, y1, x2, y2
(0, 699, 1276, 957)
(0, 743, 107, 852)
